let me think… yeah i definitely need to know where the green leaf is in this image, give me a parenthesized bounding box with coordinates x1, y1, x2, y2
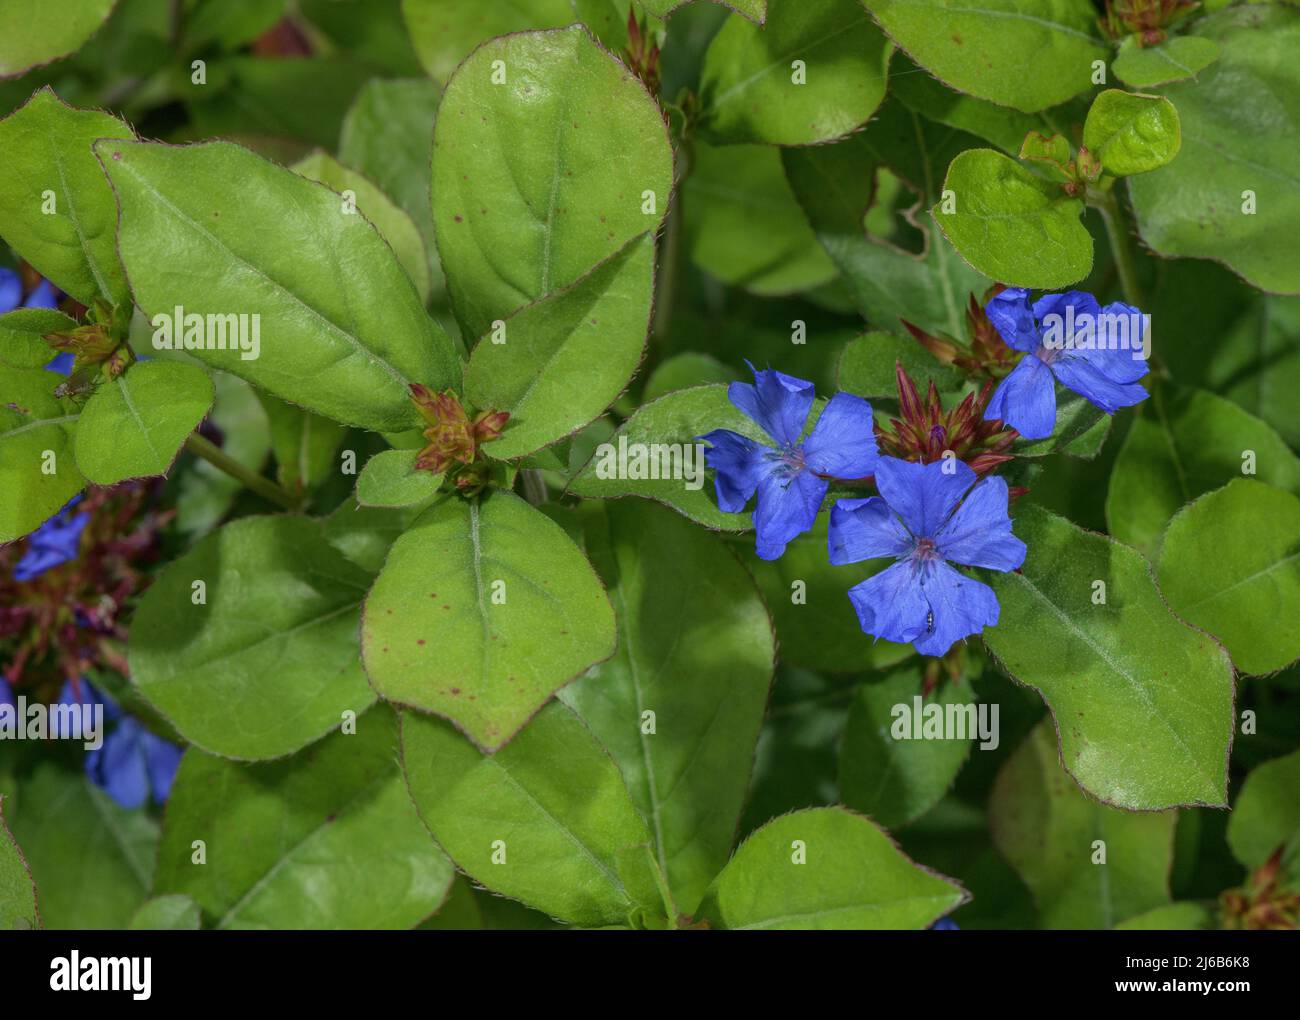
(356, 448, 442, 508)
(258, 393, 346, 496)
(322, 497, 425, 574)
(128, 894, 202, 930)
(0, 796, 38, 930)
(128, 516, 377, 761)
(466, 234, 655, 460)
(73, 361, 213, 485)
(837, 330, 961, 399)
(860, 0, 1106, 113)
(7, 765, 155, 929)
(1105, 381, 1300, 557)
(642, 352, 737, 402)
(402, 0, 575, 82)
(699, 807, 967, 929)
(95, 138, 458, 432)
(744, 517, 914, 673)
(1160, 282, 1300, 449)
(155, 707, 452, 928)
(988, 721, 1175, 929)
(890, 54, 1063, 156)
(361, 489, 615, 750)
(401, 700, 654, 927)
(567, 384, 757, 530)
(698, 0, 891, 146)
(1128, 5, 1300, 294)
(840, 668, 974, 829)
(0, 88, 133, 306)
(1112, 34, 1220, 88)
(339, 78, 447, 303)
(186, 56, 372, 150)
(558, 500, 774, 915)
(1082, 89, 1181, 177)
(1157, 480, 1300, 676)
(783, 115, 991, 336)
(0, 307, 76, 370)
(291, 151, 432, 303)
(982, 505, 1235, 810)
(0, 366, 85, 543)
(431, 25, 673, 340)
(1114, 902, 1214, 930)
(686, 142, 837, 296)
(932, 148, 1092, 289)
(1227, 749, 1300, 871)
(643, 0, 765, 22)
(0, 0, 116, 78)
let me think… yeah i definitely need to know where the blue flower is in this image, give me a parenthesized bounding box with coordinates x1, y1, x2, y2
(0, 267, 59, 313)
(930, 917, 960, 930)
(13, 497, 88, 582)
(982, 288, 1149, 440)
(0, 677, 13, 711)
(54, 680, 182, 810)
(828, 457, 1026, 656)
(701, 363, 878, 560)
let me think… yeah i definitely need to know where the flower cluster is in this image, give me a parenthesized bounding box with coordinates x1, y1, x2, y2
(1, 485, 181, 809)
(701, 289, 1148, 658)
(409, 383, 510, 495)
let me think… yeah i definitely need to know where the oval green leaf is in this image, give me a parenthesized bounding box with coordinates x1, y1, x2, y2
(1158, 480, 1300, 677)
(1082, 89, 1181, 177)
(431, 25, 673, 340)
(361, 489, 616, 750)
(699, 807, 967, 929)
(128, 516, 377, 761)
(95, 138, 458, 432)
(982, 504, 1235, 810)
(74, 361, 214, 485)
(933, 148, 1092, 289)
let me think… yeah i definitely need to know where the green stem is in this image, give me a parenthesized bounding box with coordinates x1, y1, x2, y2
(519, 468, 549, 507)
(184, 433, 299, 511)
(1094, 186, 1143, 307)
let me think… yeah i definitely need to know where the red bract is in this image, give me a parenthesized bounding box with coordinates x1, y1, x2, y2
(876, 361, 1019, 480)
(0, 483, 169, 695)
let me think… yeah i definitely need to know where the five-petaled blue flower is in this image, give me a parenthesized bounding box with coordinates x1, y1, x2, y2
(701, 363, 878, 560)
(0, 267, 57, 312)
(983, 288, 1149, 439)
(13, 497, 88, 582)
(55, 680, 182, 810)
(828, 457, 1026, 656)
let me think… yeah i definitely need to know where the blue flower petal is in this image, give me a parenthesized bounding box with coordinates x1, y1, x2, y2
(728, 362, 815, 448)
(873, 456, 976, 539)
(936, 476, 1026, 571)
(0, 268, 21, 313)
(986, 355, 1057, 439)
(87, 719, 150, 810)
(0, 678, 14, 710)
(44, 351, 75, 376)
(1050, 354, 1149, 415)
(1074, 300, 1151, 385)
(142, 730, 183, 803)
(1031, 289, 1101, 329)
(700, 428, 774, 514)
(985, 288, 1039, 353)
(753, 466, 827, 560)
(930, 917, 960, 930)
(23, 280, 58, 309)
(828, 497, 911, 565)
(14, 499, 89, 581)
(802, 392, 878, 479)
(846, 559, 931, 647)
(916, 562, 1000, 656)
